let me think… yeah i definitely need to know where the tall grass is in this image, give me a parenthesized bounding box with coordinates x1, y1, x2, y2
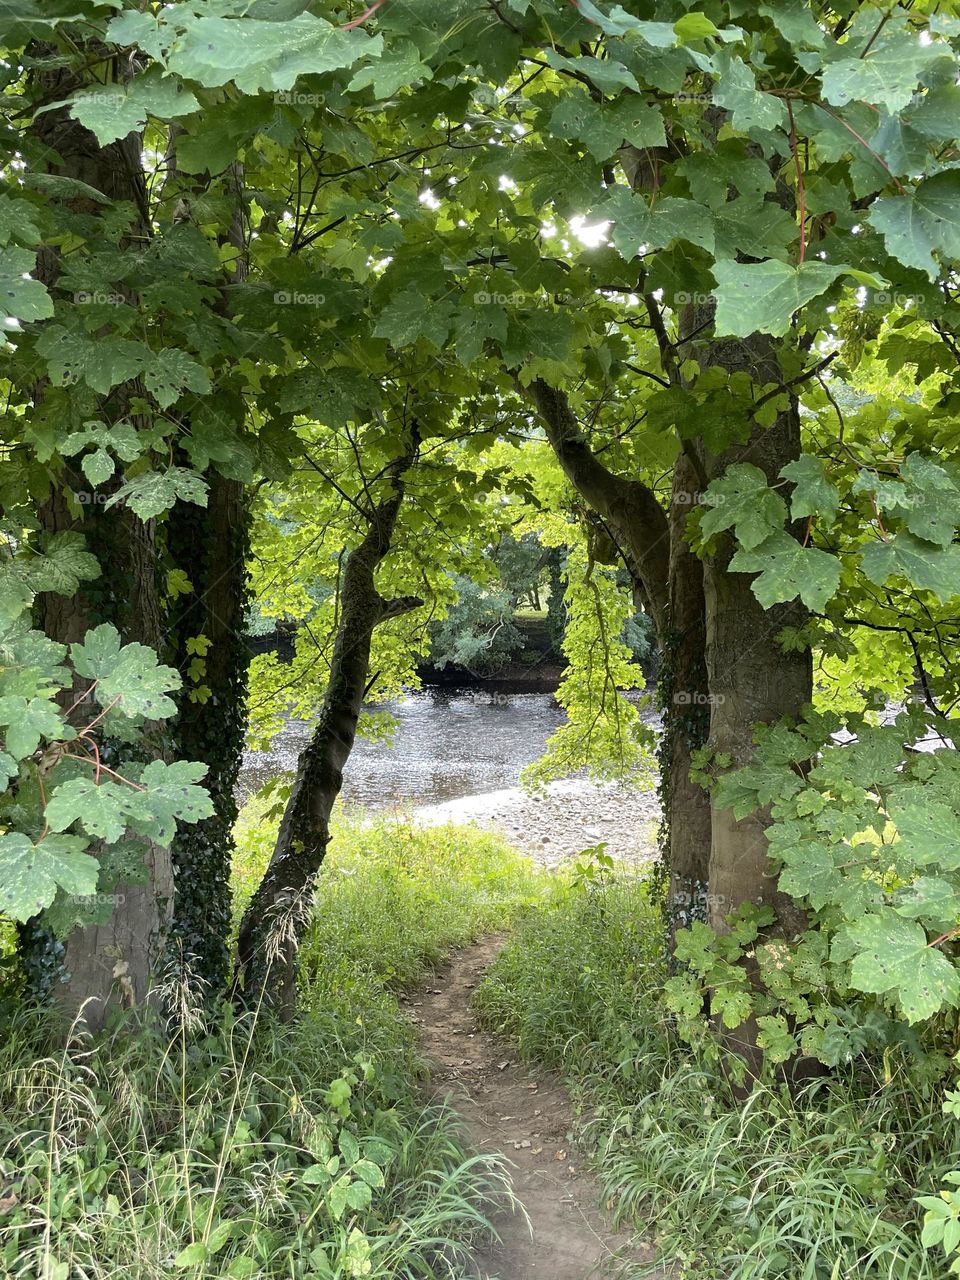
(0, 810, 546, 1280)
(475, 875, 958, 1279)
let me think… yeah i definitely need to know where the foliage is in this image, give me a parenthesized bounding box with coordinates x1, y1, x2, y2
(0, 563, 211, 933)
(427, 573, 524, 676)
(0, 814, 547, 1280)
(477, 875, 954, 1279)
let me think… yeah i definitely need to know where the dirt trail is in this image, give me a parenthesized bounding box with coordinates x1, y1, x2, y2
(408, 937, 664, 1279)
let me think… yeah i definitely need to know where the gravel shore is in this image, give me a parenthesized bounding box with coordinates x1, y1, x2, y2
(409, 776, 661, 870)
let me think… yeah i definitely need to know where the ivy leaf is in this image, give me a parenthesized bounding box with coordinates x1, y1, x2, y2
(841, 912, 960, 1024)
(603, 187, 714, 259)
(0, 245, 53, 331)
(780, 455, 839, 524)
(0, 831, 99, 923)
(861, 534, 960, 604)
(347, 40, 433, 96)
(699, 463, 787, 551)
(167, 14, 381, 94)
(108, 468, 209, 521)
(868, 173, 960, 282)
(730, 531, 842, 612)
(64, 67, 199, 147)
(71, 624, 181, 718)
(0, 695, 67, 759)
(712, 260, 847, 337)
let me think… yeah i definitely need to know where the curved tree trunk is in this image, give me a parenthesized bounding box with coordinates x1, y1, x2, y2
(235, 453, 422, 1017)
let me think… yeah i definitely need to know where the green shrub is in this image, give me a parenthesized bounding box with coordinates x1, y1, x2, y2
(476, 874, 957, 1279)
(0, 813, 545, 1280)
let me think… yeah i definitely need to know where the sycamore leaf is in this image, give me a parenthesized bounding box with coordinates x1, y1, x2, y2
(547, 91, 665, 161)
(542, 49, 639, 94)
(0, 245, 53, 330)
(35, 327, 148, 394)
(0, 695, 67, 759)
(861, 534, 960, 603)
(108, 468, 209, 521)
(71, 624, 181, 718)
(0, 195, 42, 247)
(604, 187, 714, 259)
(868, 173, 960, 282)
(841, 912, 960, 1023)
(167, 14, 381, 94)
(45, 777, 136, 844)
(64, 67, 199, 147)
(144, 349, 211, 409)
(700, 463, 787, 551)
(712, 260, 847, 336)
(347, 40, 433, 96)
(0, 831, 99, 923)
(730, 531, 842, 611)
(28, 533, 99, 597)
(821, 24, 953, 114)
(711, 50, 788, 132)
(453, 303, 508, 366)
(780, 455, 839, 524)
(373, 289, 454, 349)
(129, 759, 212, 846)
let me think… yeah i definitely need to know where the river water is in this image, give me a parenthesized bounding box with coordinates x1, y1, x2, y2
(239, 685, 656, 810)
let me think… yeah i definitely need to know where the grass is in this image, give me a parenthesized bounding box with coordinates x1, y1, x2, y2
(0, 807, 547, 1280)
(475, 872, 958, 1279)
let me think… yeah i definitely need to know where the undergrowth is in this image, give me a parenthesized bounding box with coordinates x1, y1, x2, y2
(0, 810, 544, 1280)
(475, 873, 959, 1279)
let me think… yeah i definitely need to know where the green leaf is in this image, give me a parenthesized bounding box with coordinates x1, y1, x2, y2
(0, 195, 42, 247)
(29, 532, 100, 597)
(35, 327, 148, 395)
(347, 40, 433, 96)
(130, 759, 213, 843)
(821, 24, 952, 114)
(861, 534, 960, 604)
(109, 468, 209, 521)
(167, 13, 381, 94)
(868, 173, 960, 282)
(45, 777, 135, 844)
(0, 695, 67, 758)
(71, 624, 181, 718)
(841, 912, 960, 1023)
(174, 1242, 209, 1268)
(699, 463, 787, 551)
(0, 831, 99, 923)
(81, 448, 115, 486)
(542, 50, 639, 94)
(780, 455, 839, 524)
(711, 51, 787, 132)
(603, 187, 714, 260)
(373, 288, 454, 349)
(0, 245, 53, 330)
(64, 67, 199, 147)
(730, 531, 842, 611)
(712, 260, 847, 337)
(144, 349, 211, 409)
(547, 92, 665, 162)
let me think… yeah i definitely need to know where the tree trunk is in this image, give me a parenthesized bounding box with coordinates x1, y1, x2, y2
(235, 456, 421, 1016)
(165, 474, 251, 998)
(660, 454, 712, 935)
(529, 381, 712, 926)
(23, 69, 173, 1030)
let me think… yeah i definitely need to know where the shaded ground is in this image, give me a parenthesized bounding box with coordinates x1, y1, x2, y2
(408, 937, 665, 1279)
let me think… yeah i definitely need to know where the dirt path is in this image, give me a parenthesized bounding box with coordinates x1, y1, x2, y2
(408, 937, 663, 1279)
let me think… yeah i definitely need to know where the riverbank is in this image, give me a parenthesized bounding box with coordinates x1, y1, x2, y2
(409, 777, 661, 870)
